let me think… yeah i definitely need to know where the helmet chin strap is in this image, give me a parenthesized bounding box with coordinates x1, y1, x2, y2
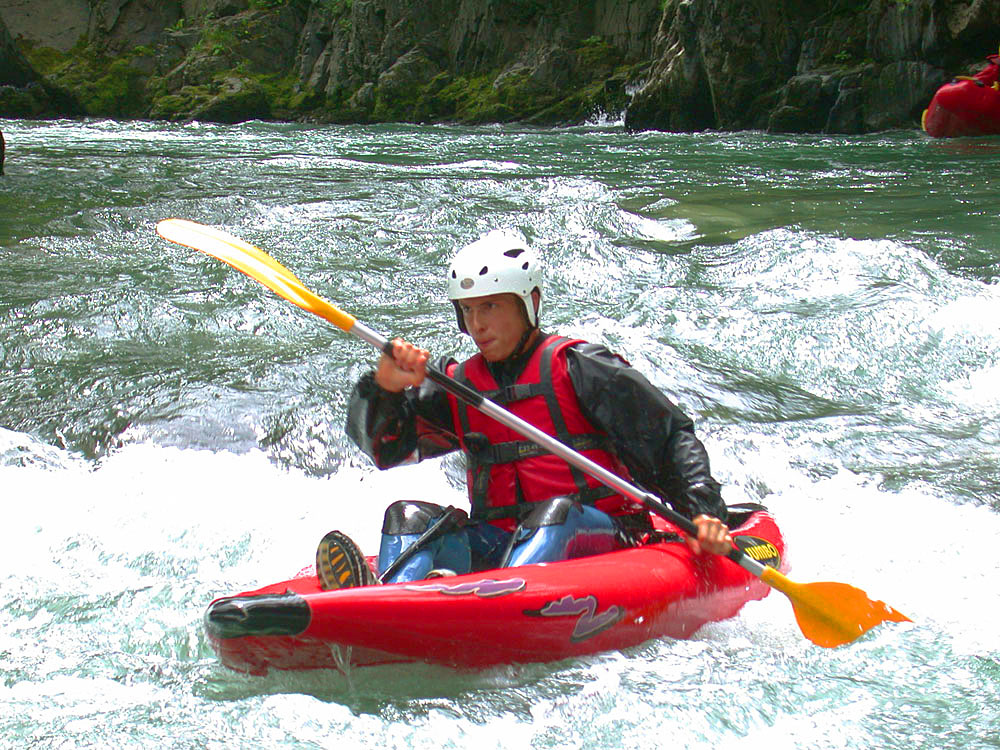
(502, 293, 541, 362)
(507, 326, 536, 361)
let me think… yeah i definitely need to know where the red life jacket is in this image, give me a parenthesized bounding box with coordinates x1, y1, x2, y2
(445, 334, 644, 530)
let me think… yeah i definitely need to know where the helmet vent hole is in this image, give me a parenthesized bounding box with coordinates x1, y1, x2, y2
(479, 266, 489, 275)
(521, 262, 529, 270)
(451, 270, 457, 278)
(504, 249, 524, 259)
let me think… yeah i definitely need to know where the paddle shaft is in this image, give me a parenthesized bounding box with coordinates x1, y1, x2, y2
(349, 322, 764, 579)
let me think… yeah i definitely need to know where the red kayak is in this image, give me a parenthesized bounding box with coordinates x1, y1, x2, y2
(923, 53, 1000, 137)
(204, 504, 786, 673)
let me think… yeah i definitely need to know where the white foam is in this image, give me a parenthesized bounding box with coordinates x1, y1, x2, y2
(1, 439, 461, 587)
(707, 428, 1000, 650)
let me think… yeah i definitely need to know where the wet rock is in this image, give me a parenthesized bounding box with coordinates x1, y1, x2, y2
(767, 74, 839, 133)
(347, 81, 375, 113)
(373, 47, 443, 120)
(625, 0, 999, 133)
(183, 0, 251, 18)
(86, 0, 182, 55)
(0, 0, 90, 53)
(190, 75, 270, 122)
(1, 12, 37, 87)
(0, 14, 78, 116)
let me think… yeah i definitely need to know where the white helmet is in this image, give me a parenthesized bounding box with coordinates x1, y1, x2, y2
(447, 230, 542, 332)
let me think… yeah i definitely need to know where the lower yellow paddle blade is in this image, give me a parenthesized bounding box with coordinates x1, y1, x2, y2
(155, 218, 358, 332)
(762, 567, 911, 648)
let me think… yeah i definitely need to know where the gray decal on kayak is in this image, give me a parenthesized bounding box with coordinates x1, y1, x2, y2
(404, 578, 526, 597)
(527, 595, 624, 642)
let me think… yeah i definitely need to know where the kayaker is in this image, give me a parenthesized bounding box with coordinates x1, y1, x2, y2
(319, 230, 732, 589)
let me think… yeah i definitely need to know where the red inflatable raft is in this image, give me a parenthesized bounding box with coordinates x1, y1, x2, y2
(923, 52, 1000, 138)
(204, 504, 786, 673)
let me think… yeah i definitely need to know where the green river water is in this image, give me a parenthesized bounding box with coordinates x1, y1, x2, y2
(1, 117, 999, 748)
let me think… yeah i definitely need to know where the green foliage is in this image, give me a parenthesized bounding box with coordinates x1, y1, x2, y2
(318, 0, 352, 14)
(21, 43, 68, 76)
(354, 44, 642, 126)
(576, 36, 620, 70)
(254, 72, 309, 113)
(21, 40, 152, 117)
(56, 55, 148, 117)
(197, 26, 238, 54)
(14, 0, 645, 125)
(315, 0, 352, 30)
(148, 92, 196, 120)
(87, 59, 148, 116)
(0, 84, 48, 117)
(148, 71, 308, 121)
(435, 74, 510, 123)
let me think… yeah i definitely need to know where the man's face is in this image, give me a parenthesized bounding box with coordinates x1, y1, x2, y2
(458, 293, 529, 361)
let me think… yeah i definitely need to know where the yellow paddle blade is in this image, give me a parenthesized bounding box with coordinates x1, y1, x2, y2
(761, 567, 911, 648)
(158, 218, 304, 285)
(156, 218, 357, 332)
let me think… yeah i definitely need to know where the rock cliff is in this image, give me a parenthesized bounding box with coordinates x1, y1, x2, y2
(1, 0, 999, 133)
(626, 0, 1000, 133)
(1, 10, 78, 116)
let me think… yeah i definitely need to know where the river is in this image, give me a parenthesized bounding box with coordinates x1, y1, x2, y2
(1, 117, 998, 749)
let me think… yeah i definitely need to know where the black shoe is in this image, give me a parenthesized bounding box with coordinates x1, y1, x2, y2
(316, 530, 376, 590)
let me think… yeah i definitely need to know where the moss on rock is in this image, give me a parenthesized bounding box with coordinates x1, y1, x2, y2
(437, 74, 514, 124)
(372, 49, 443, 121)
(24, 42, 153, 118)
(0, 82, 50, 117)
(7, 1, 650, 126)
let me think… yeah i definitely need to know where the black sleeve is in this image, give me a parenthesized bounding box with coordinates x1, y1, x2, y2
(566, 343, 727, 522)
(345, 357, 461, 469)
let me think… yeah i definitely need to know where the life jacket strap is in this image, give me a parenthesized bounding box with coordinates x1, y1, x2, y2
(478, 382, 546, 404)
(466, 432, 613, 466)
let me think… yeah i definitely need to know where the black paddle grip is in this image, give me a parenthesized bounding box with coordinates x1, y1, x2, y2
(427, 364, 484, 407)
